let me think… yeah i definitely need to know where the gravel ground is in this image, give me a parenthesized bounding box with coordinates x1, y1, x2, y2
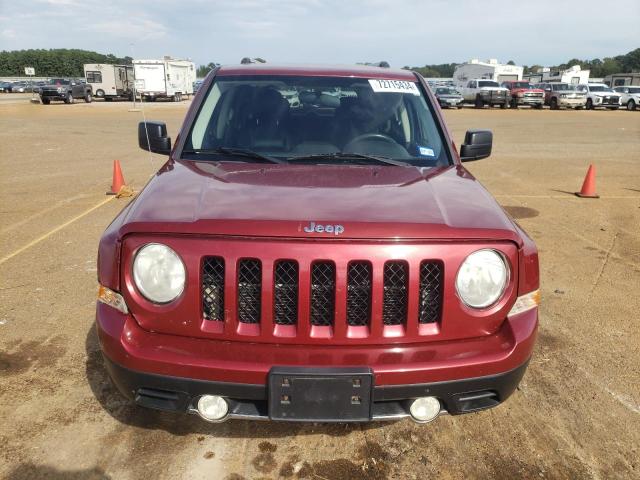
(1, 96, 639, 480)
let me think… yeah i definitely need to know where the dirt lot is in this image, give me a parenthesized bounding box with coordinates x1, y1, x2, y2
(1, 95, 639, 480)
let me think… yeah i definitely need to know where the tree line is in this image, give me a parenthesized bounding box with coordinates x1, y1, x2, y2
(405, 48, 640, 78)
(0, 49, 132, 77)
(1, 47, 638, 79)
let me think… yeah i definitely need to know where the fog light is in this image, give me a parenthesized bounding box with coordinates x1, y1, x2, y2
(409, 396, 441, 423)
(197, 395, 229, 422)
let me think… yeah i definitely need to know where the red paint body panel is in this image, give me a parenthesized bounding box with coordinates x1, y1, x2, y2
(97, 302, 537, 385)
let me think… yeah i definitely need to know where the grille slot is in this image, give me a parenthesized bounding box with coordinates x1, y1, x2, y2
(382, 261, 408, 325)
(202, 257, 225, 321)
(347, 262, 372, 326)
(310, 262, 335, 326)
(237, 259, 262, 324)
(419, 261, 443, 323)
(274, 260, 299, 325)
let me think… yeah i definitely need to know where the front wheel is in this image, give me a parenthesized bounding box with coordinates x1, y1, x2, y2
(474, 95, 484, 108)
(534, 104, 544, 109)
(628, 99, 637, 111)
(84, 92, 92, 103)
(41, 98, 50, 105)
(550, 97, 558, 110)
(586, 98, 593, 110)
(95, 89, 105, 98)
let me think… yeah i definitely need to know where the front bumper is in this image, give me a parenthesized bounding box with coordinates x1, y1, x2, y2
(515, 96, 544, 106)
(97, 302, 537, 421)
(558, 97, 586, 107)
(40, 91, 70, 101)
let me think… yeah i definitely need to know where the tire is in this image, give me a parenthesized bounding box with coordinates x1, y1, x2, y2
(627, 99, 636, 111)
(586, 98, 593, 110)
(84, 91, 92, 103)
(550, 97, 558, 110)
(474, 95, 484, 109)
(510, 98, 518, 109)
(95, 89, 105, 98)
(575, 106, 583, 110)
(534, 104, 544, 109)
(105, 97, 113, 102)
(457, 105, 464, 109)
(41, 98, 50, 105)
(65, 91, 74, 104)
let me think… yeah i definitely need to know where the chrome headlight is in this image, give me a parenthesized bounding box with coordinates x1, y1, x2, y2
(456, 249, 509, 309)
(133, 243, 186, 303)
(57, 87, 64, 93)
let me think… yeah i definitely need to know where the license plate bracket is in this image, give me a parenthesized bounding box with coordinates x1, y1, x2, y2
(268, 367, 373, 422)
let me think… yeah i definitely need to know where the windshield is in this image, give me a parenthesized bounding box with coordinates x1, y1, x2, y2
(49, 78, 70, 85)
(184, 75, 450, 167)
(589, 85, 613, 92)
(552, 84, 574, 91)
(436, 87, 458, 95)
(478, 81, 500, 88)
(511, 82, 532, 89)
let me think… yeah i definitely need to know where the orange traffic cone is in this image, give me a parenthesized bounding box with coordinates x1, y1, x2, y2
(575, 164, 599, 198)
(107, 160, 126, 195)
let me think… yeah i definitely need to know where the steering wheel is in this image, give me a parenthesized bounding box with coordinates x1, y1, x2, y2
(343, 133, 409, 158)
(344, 133, 396, 150)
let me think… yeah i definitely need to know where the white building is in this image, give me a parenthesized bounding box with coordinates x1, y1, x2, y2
(453, 59, 523, 86)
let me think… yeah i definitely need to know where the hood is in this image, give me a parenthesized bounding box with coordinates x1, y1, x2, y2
(120, 160, 520, 242)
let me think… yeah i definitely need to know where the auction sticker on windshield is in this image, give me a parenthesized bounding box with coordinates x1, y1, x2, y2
(369, 79, 420, 95)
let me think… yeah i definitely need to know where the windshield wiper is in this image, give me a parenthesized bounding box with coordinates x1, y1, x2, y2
(287, 152, 412, 167)
(182, 147, 286, 164)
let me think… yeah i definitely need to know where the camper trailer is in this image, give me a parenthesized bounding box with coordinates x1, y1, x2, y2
(453, 59, 524, 86)
(83, 64, 134, 100)
(133, 57, 196, 102)
(604, 73, 640, 87)
(524, 65, 590, 85)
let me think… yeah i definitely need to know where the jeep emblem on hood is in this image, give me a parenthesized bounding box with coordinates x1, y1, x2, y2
(303, 221, 344, 236)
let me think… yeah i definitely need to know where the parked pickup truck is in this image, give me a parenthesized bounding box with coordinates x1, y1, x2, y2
(40, 78, 92, 104)
(97, 64, 539, 425)
(459, 79, 509, 108)
(501, 81, 545, 109)
(576, 83, 621, 110)
(536, 82, 586, 110)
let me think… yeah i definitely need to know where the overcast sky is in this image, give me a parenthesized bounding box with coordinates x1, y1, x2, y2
(1, 0, 638, 68)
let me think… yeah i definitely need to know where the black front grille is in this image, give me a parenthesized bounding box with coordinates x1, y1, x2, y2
(237, 259, 261, 324)
(382, 262, 408, 325)
(273, 260, 298, 325)
(310, 262, 335, 327)
(419, 262, 443, 323)
(202, 257, 225, 321)
(347, 262, 372, 326)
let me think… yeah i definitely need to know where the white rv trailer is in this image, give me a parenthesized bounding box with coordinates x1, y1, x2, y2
(133, 57, 195, 102)
(83, 64, 134, 100)
(604, 73, 640, 87)
(453, 59, 523, 86)
(524, 65, 590, 85)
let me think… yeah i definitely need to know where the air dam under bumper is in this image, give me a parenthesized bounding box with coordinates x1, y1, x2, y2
(97, 303, 537, 421)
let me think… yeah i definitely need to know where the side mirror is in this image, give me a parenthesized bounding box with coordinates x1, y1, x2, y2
(138, 121, 172, 155)
(460, 130, 492, 162)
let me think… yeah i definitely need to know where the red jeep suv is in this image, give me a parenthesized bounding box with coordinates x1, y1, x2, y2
(97, 64, 539, 424)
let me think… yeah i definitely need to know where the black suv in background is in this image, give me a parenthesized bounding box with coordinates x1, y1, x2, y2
(40, 78, 92, 104)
